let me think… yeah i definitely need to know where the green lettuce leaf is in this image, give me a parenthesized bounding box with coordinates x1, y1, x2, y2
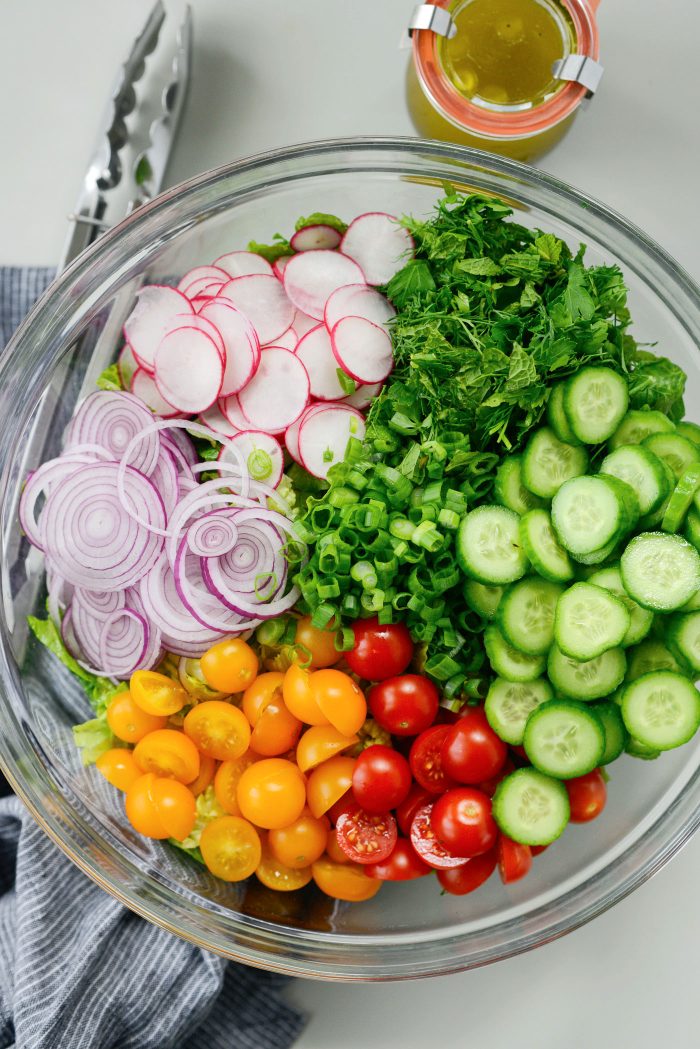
(28, 615, 127, 714)
(246, 237, 291, 264)
(95, 362, 124, 392)
(294, 212, 347, 234)
(72, 713, 114, 765)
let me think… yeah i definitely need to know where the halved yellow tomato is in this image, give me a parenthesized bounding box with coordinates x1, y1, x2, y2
(295, 725, 359, 773)
(309, 669, 366, 736)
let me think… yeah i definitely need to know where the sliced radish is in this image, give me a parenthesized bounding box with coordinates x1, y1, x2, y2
(218, 394, 250, 431)
(166, 311, 226, 364)
(219, 274, 295, 345)
(340, 213, 415, 286)
(290, 225, 343, 252)
(191, 296, 212, 312)
(298, 405, 366, 480)
(238, 347, 310, 434)
(177, 266, 229, 299)
(131, 369, 181, 418)
(264, 327, 297, 352)
(273, 256, 293, 280)
(295, 325, 350, 401)
(123, 285, 193, 373)
(219, 431, 283, 488)
(118, 343, 139, 389)
(285, 404, 328, 467)
(283, 251, 365, 321)
(214, 251, 274, 278)
(324, 283, 396, 332)
(331, 316, 394, 384)
(291, 310, 318, 340)
(342, 381, 384, 410)
(154, 326, 224, 414)
(197, 298, 261, 396)
(200, 401, 241, 438)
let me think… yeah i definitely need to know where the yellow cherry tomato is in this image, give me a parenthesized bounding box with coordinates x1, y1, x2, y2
(237, 758, 306, 829)
(268, 808, 329, 869)
(309, 669, 367, 736)
(255, 845, 313, 891)
(294, 616, 342, 668)
(200, 815, 262, 881)
(150, 777, 197, 841)
(130, 670, 188, 716)
(282, 664, 329, 725)
(133, 729, 200, 784)
(306, 755, 356, 819)
(188, 754, 217, 796)
(295, 725, 359, 773)
(183, 700, 251, 761)
(201, 638, 259, 694)
(95, 748, 142, 792)
(214, 753, 258, 815)
(243, 672, 303, 756)
(125, 773, 169, 838)
(325, 829, 351, 865)
(311, 858, 381, 902)
(106, 691, 167, 743)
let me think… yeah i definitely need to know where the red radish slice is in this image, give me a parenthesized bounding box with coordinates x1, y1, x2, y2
(273, 256, 293, 280)
(324, 283, 396, 332)
(295, 325, 349, 401)
(123, 285, 193, 373)
(331, 316, 394, 384)
(238, 347, 310, 433)
(342, 381, 384, 410)
(154, 326, 224, 414)
(341, 213, 415, 286)
(191, 296, 212, 312)
(298, 405, 366, 480)
(290, 225, 343, 252)
(218, 394, 250, 431)
(131, 369, 181, 418)
(198, 298, 261, 396)
(199, 402, 240, 438)
(284, 404, 328, 467)
(214, 251, 274, 278)
(291, 310, 318, 340)
(219, 274, 295, 345)
(177, 266, 229, 299)
(264, 327, 297, 352)
(118, 343, 139, 388)
(219, 430, 283, 488)
(166, 311, 226, 364)
(283, 251, 365, 321)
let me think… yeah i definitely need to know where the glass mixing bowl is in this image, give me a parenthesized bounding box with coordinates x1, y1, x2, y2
(1, 139, 700, 981)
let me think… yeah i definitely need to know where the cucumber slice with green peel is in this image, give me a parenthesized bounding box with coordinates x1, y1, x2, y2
(523, 699, 605, 779)
(521, 427, 588, 500)
(608, 410, 675, 451)
(683, 507, 700, 552)
(599, 445, 670, 516)
(463, 579, 504, 621)
(620, 532, 700, 611)
(484, 624, 546, 682)
(599, 474, 640, 533)
(554, 582, 630, 661)
(492, 767, 570, 845)
(625, 638, 686, 680)
(494, 455, 546, 515)
(625, 737, 661, 760)
(547, 643, 627, 701)
(570, 537, 621, 567)
(519, 509, 575, 583)
(563, 366, 629, 445)
(456, 506, 529, 585)
(642, 432, 700, 481)
(551, 475, 627, 557)
(661, 464, 700, 534)
(682, 587, 700, 612)
(588, 566, 654, 647)
(676, 420, 700, 447)
(593, 700, 629, 764)
(666, 611, 700, 674)
(496, 577, 564, 656)
(484, 677, 554, 746)
(547, 383, 581, 446)
(621, 671, 700, 751)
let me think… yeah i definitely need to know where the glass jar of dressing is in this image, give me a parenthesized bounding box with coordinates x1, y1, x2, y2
(407, 0, 602, 162)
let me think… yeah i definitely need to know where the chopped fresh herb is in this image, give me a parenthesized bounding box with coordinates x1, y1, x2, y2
(295, 212, 348, 234)
(246, 235, 291, 264)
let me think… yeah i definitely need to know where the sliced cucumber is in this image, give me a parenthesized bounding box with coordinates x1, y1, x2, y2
(683, 507, 700, 552)
(599, 444, 669, 516)
(571, 537, 621, 567)
(599, 474, 640, 533)
(463, 579, 504, 621)
(554, 582, 630, 661)
(625, 638, 686, 680)
(593, 700, 629, 764)
(608, 409, 675, 451)
(456, 506, 529, 586)
(484, 677, 554, 746)
(551, 475, 626, 557)
(588, 566, 654, 647)
(563, 366, 629, 444)
(524, 699, 605, 779)
(620, 532, 700, 611)
(621, 671, 700, 751)
(494, 455, 545, 515)
(547, 383, 581, 446)
(642, 432, 700, 481)
(547, 643, 626, 701)
(676, 420, 700, 447)
(666, 611, 700, 674)
(492, 767, 570, 846)
(682, 587, 700, 612)
(521, 427, 588, 500)
(484, 624, 546, 682)
(496, 577, 564, 656)
(519, 509, 575, 583)
(661, 464, 700, 534)
(625, 737, 661, 760)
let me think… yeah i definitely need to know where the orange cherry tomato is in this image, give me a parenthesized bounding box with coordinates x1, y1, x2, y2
(282, 664, 329, 725)
(311, 858, 381, 902)
(95, 748, 142, 792)
(309, 669, 367, 736)
(125, 773, 169, 838)
(106, 691, 167, 743)
(183, 700, 251, 761)
(325, 829, 351, 865)
(200, 815, 262, 881)
(133, 729, 200, 784)
(130, 670, 188, 716)
(188, 754, 217, 796)
(243, 672, 303, 756)
(200, 638, 259, 694)
(150, 777, 197, 841)
(242, 672, 285, 722)
(296, 725, 359, 773)
(255, 845, 313, 891)
(268, 808, 329, 869)
(237, 758, 306, 829)
(214, 753, 258, 815)
(306, 755, 356, 819)
(294, 616, 342, 668)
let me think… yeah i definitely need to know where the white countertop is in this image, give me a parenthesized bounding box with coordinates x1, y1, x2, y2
(2, 1, 700, 1046)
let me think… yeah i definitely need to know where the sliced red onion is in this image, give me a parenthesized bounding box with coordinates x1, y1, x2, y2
(173, 538, 258, 633)
(65, 391, 161, 476)
(164, 481, 259, 567)
(73, 587, 126, 621)
(47, 570, 73, 626)
(20, 457, 97, 551)
(160, 436, 195, 480)
(97, 608, 149, 679)
(149, 447, 180, 518)
(61, 605, 81, 659)
(69, 596, 106, 667)
(186, 509, 239, 557)
(163, 426, 198, 469)
(139, 552, 238, 653)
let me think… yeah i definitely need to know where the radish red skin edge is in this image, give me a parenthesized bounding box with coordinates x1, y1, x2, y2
(340, 212, 415, 286)
(330, 316, 394, 385)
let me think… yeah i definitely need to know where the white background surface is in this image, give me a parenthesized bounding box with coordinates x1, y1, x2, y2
(2, 1, 700, 1046)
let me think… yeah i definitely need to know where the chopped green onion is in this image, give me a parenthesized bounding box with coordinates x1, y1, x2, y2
(334, 626, 356, 651)
(311, 604, 337, 629)
(438, 508, 460, 530)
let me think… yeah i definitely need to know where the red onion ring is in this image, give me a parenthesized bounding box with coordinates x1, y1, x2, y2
(98, 608, 149, 679)
(139, 552, 236, 653)
(186, 509, 239, 557)
(65, 391, 161, 476)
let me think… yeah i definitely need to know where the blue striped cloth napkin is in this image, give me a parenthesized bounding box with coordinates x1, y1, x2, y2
(0, 267, 306, 1049)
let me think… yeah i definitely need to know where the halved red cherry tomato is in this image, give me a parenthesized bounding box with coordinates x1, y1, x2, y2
(326, 792, 357, 827)
(410, 804, 468, 870)
(351, 745, 411, 814)
(369, 674, 439, 736)
(409, 725, 457, 794)
(436, 846, 498, 895)
(365, 838, 431, 881)
(334, 804, 398, 865)
(441, 708, 507, 784)
(344, 617, 413, 681)
(498, 835, 533, 884)
(431, 787, 497, 858)
(530, 844, 549, 857)
(566, 769, 607, 823)
(396, 785, 433, 836)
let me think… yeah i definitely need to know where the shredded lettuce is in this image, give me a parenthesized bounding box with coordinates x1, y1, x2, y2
(95, 362, 124, 392)
(72, 713, 114, 765)
(294, 212, 347, 234)
(28, 615, 127, 715)
(173, 786, 225, 859)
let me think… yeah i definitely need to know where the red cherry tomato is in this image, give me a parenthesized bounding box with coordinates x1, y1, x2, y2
(478, 757, 516, 797)
(352, 745, 412, 814)
(566, 769, 607, 823)
(369, 675, 439, 737)
(335, 804, 398, 865)
(326, 792, 356, 827)
(530, 844, 549, 857)
(344, 617, 413, 681)
(441, 708, 508, 785)
(408, 725, 457, 794)
(365, 838, 431, 881)
(410, 804, 468, 870)
(431, 787, 497, 858)
(395, 785, 433, 836)
(510, 744, 529, 764)
(436, 846, 498, 895)
(498, 835, 533, 884)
